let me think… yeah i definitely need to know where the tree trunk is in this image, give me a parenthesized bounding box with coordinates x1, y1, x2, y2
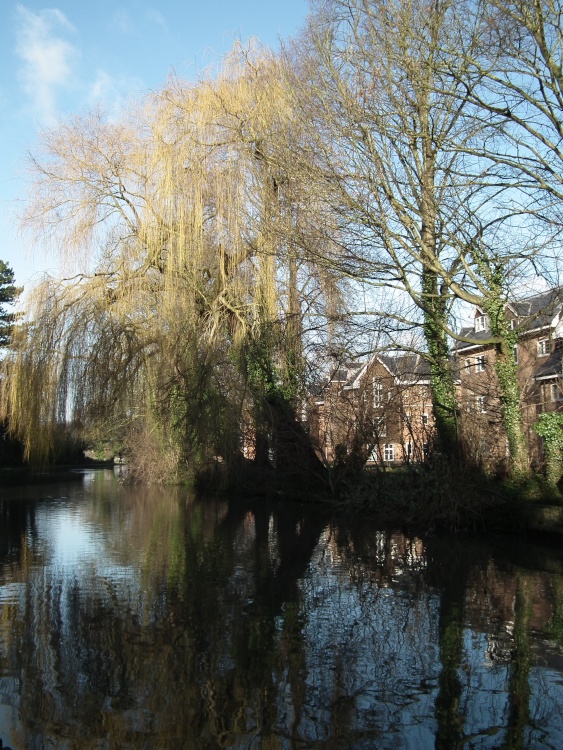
(420, 100, 459, 462)
(495, 341, 529, 478)
(423, 268, 460, 461)
(487, 293, 530, 478)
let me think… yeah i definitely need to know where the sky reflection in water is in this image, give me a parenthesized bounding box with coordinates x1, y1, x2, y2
(1, 469, 563, 748)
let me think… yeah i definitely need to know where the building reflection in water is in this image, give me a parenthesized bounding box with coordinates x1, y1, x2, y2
(0, 469, 562, 748)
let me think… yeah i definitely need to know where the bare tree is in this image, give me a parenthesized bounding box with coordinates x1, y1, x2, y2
(440, 0, 563, 474)
(281, 0, 487, 461)
(281, 0, 555, 476)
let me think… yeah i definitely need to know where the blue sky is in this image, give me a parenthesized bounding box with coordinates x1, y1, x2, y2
(0, 0, 310, 292)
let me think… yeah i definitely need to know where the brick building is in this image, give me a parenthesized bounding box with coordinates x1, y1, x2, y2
(454, 287, 563, 469)
(310, 353, 435, 465)
(310, 287, 563, 471)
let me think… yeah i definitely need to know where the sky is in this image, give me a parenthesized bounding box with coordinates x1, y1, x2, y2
(0, 0, 310, 293)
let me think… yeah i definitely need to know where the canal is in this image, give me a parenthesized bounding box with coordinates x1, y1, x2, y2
(1, 469, 563, 748)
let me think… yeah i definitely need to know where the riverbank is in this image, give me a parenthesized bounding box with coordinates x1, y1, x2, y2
(328, 463, 563, 536)
(2, 460, 562, 538)
(0, 459, 116, 486)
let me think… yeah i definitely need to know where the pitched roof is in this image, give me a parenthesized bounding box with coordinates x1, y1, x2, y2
(533, 342, 563, 380)
(455, 326, 494, 350)
(327, 352, 431, 389)
(511, 287, 563, 331)
(455, 286, 563, 351)
(378, 353, 431, 380)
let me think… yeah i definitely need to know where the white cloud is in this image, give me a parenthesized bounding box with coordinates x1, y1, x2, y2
(87, 69, 144, 114)
(111, 8, 133, 35)
(15, 4, 78, 123)
(145, 8, 168, 33)
(111, 6, 169, 35)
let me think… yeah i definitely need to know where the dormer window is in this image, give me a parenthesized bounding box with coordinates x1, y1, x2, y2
(537, 338, 550, 357)
(474, 314, 488, 332)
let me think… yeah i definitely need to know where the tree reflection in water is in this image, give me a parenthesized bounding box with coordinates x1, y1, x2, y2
(0, 470, 563, 748)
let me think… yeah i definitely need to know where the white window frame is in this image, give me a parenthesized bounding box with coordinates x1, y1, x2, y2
(373, 378, 383, 407)
(549, 382, 562, 402)
(513, 344, 518, 364)
(475, 314, 488, 332)
(465, 358, 472, 372)
(537, 338, 549, 357)
(384, 443, 395, 462)
(476, 395, 486, 413)
(475, 355, 486, 373)
(421, 413, 429, 426)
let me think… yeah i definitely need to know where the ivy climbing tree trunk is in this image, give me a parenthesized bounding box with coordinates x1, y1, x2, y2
(481, 284, 529, 477)
(534, 412, 563, 489)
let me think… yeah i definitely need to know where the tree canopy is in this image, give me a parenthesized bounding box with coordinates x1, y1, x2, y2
(1, 2, 562, 484)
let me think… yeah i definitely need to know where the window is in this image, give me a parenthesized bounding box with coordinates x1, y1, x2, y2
(475, 314, 488, 332)
(476, 395, 486, 413)
(406, 442, 413, 459)
(513, 344, 518, 364)
(549, 382, 562, 402)
(465, 358, 472, 372)
(541, 382, 559, 403)
(384, 443, 395, 462)
(510, 318, 517, 330)
(375, 417, 387, 437)
(421, 413, 429, 426)
(373, 378, 383, 407)
(537, 339, 550, 357)
(475, 355, 486, 373)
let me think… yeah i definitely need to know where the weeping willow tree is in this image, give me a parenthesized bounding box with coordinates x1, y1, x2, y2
(1, 45, 342, 486)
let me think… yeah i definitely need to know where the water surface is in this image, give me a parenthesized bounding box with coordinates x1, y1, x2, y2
(1, 469, 563, 748)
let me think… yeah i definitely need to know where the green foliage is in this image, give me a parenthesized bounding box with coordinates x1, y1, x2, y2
(0, 261, 24, 466)
(548, 583, 563, 647)
(533, 412, 563, 489)
(476, 270, 529, 478)
(534, 412, 563, 450)
(0, 260, 22, 347)
(245, 333, 297, 407)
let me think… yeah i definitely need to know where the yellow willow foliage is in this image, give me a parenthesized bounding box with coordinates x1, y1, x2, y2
(3, 43, 345, 466)
(1, 277, 150, 463)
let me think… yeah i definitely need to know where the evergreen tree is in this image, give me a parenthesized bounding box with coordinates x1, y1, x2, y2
(0, 260, 21, 347)
(0, 260, 23, 465)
